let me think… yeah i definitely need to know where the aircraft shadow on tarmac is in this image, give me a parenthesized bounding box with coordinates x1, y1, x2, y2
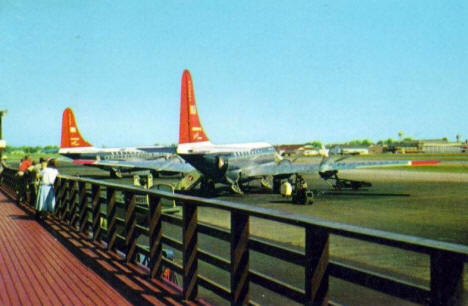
(268, 190, 410, 205)
(320, 191, 410, 197)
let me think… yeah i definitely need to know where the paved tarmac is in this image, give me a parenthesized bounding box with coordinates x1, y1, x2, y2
(50, 160, 468, 305)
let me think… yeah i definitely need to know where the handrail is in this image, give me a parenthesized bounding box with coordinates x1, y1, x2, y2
(1, 167, 466, 305)
(58, 175, 468, 259)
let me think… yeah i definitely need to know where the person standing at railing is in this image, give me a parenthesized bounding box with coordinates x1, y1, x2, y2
(19, 155, 32, 173)
(17, 155, 32, 202)
(35, 159, 59, 220)
(28, 159, 44, 205)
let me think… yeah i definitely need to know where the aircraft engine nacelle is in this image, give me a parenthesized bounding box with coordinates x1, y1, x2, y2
(201, 155, 229, 179)
(215, 155, 229, 175)
(217, 156, 225, 170)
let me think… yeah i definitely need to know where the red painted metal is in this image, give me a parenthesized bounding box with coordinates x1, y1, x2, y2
(61, 107, 92, 148)
(179, 69, 209, 144)
(72, 159, 96, 165)
(411, 160, 440, 166)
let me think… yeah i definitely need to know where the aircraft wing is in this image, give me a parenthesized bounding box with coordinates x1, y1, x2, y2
(322, 159, 440, 171)
(243, 159, 439, 177)
(72, 156, 195, 173)
(243, 160, 322, 177)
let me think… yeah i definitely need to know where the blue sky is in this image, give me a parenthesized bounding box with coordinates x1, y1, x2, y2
(1, 1, 466, 147)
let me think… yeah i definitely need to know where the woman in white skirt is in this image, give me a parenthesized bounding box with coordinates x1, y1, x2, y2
(35, 159, 59, 219)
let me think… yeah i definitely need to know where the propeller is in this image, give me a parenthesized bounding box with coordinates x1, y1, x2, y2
(319, 145, 350, 172)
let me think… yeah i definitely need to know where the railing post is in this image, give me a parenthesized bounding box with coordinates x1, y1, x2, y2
(125, 192, 137, 263)
(106, 187, 117, 251)
(28, 176, 37, 207)
(53, 177, 62, 211)
(54, 177, 67, 218)
(73, 181, 86, 230)
(14, 173, 20, 205)
(78, 181, 88, 233)
(183, 202, 198, 300)
(230, 212, 249, 305)
(25, 174, 33, 207)
(304, 226, 329, 306)
(58, 180, 71, 220)
(148, 194, 162, 278)
(91, 184, 101, 241)
(430, 251, 464, 306)
(68, 181, 79, 224)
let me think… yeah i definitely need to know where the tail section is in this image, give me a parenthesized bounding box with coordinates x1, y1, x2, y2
(61, 107, 92, 148)
(179, 70, 209, 144)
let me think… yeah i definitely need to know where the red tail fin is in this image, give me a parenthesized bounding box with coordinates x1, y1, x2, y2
(61, 108, 92, 148)
(179, 70, 209, 144)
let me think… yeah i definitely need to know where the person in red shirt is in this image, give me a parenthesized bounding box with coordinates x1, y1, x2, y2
(19, 155, 32, 172)
(17, 155, 32, 202)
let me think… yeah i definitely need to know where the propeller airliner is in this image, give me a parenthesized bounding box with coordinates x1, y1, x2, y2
(59, 107, 193, 178)
(176, 70, 439, 195)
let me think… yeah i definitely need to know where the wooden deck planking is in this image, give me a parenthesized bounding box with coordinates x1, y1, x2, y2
(0, 187, 211, 306)
(0, 204, 97, 305)
(0, 204, 98, 305)
(0, 192, 132, 306)
(40, 206, 206, 306)
(48, 220, 203, 306)
(1, 206, 89, 304)
(0, 205, 58, 305)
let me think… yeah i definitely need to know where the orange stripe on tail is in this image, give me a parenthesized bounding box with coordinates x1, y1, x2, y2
(179, 70, 209, 144)
(61, 108, 92, 148)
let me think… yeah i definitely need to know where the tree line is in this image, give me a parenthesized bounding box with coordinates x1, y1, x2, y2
(305, 138, 420, 149)
(4, 145, 59, 154)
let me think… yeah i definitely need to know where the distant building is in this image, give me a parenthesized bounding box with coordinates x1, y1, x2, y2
(276, 139, 467, 156)
(388, 139, 465, 154)
(420, 139, 463, 153)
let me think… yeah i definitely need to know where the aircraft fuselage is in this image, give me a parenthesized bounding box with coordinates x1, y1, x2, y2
(59, 146, 176, 162)
(178, 143, 278, 184)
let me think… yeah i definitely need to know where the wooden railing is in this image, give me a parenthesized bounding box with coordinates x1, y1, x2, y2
(1, 166, 466, 305)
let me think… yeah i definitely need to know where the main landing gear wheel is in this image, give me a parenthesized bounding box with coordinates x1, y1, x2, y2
(200, 178, 216, 197)
(110, 168, 122, 178)
(281, 174, 314, 205)
(291, 185, 314, 205)
(273, 177, 282, 194)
